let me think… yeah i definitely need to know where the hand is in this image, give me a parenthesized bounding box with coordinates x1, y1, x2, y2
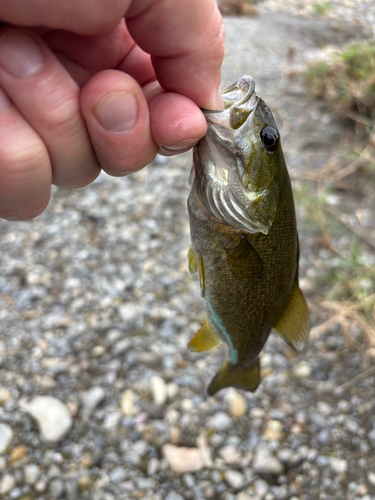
(0, 0, 224, 220)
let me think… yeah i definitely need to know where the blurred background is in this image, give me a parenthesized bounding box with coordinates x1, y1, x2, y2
(0, 1, 374, 499)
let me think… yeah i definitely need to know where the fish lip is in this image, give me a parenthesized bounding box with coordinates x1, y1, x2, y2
(200, 75, 258, 130)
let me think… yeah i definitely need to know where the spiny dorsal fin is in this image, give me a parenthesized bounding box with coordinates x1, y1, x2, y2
(273, 281, 310, 351)
(187, 246, 198, 276)
(187, 318, 221, 353)
(208, 359, 260, 396)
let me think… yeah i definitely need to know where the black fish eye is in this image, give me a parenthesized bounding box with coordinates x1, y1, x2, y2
(261, 127, 279, 153)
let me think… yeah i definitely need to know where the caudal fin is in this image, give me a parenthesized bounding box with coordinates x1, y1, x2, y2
(207, 360, 260, 396)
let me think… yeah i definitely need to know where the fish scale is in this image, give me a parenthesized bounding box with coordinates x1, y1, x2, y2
(187, 75, 310, 395)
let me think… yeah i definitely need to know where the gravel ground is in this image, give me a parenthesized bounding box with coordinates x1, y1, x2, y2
(0, 5, 375, 500)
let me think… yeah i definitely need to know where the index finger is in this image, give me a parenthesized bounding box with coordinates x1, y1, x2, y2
(126, 0, 225, 110)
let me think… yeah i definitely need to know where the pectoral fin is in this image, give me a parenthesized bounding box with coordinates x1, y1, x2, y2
(208, 359, 260, 396)
(187, 246, 198, 276)
(225, 236, 264, 282)
(187, 318, 221, 353)
(273, 281, 310, 351)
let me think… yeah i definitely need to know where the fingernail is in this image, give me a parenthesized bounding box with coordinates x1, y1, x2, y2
(0, 87, 11, 110)
(93, 93, 138, 134)
(159, 139, 197, 157)
(0, 32, 45, 78)
(215, 88, 225, 111)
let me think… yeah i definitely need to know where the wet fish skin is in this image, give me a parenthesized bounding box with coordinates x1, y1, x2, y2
(187, 76, 310, 395)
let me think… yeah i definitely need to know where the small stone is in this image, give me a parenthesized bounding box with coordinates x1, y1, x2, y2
(49, 478, 65, 498)
(227, 390, 248, 418)
(109, 466, 127, 483)
(20, 396, 73, 444)
(224, 470, 246, 490)
(9, 445, 28, 465)
(368, 472, 375, 486)
(165, 492, 185, 500)
(163, 440, 212, 474)
(236, 493, 252, 500)
(167, 383, 179, 400)
(254, 479, 269, 496)
(207, 412, 232, 431)
(34, 480, 47, 493)
(82, 386, 106, 418)
(120, 389, 137, 416)
(330, 457, 347, 473)
(0, 387, 12, 404)
(253, 447, 284, 475)
(219, 445, 242, 465)
(293, 361, 312, 379)
(169, 426, 182, 445)
(263, 420, 283, 440)
(150, 376, 168, 406)
(24, 464, 40, 485)
(147, 458, 160, 476)
(0, 423, 13, 453)
(0, 474, 15, 494)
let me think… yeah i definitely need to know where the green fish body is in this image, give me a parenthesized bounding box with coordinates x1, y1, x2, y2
(187, 76, 310, 395)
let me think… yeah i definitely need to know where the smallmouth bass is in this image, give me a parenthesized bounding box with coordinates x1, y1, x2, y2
(187, 76, 310, 395)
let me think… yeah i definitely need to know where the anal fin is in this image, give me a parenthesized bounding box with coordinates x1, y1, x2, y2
(187, 318, 221, 353)
(208, 359, 260, 396)
(273, 281, 310, 351)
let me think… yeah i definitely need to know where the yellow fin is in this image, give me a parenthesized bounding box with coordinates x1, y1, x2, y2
(187, 318, 221, 353)
(273, 281, 310, 351)
(187, 246, 198, 276)
(208, 360, 260, 396)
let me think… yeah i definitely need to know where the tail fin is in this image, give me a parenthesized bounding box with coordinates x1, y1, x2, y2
(207, 360, 260, 396)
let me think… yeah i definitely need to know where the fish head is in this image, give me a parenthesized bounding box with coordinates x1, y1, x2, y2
(192, 75, 284, 234)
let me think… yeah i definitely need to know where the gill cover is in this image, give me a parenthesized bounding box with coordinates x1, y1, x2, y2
(190, 76, 280, 235)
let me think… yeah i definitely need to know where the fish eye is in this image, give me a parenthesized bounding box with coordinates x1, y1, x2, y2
(261, 127, 279, 153)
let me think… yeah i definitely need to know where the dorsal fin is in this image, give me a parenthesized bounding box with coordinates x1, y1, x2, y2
(273, 281, 310, 351)
(187, 318, 221, 353)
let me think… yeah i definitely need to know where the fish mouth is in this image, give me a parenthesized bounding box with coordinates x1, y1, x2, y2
(202, 75, 259, 130)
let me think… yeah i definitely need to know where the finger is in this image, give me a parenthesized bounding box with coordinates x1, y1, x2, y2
(126, 0, 225, 110)
(80, 70, 157, 175)
(0, 87, 51, 220)
(148, 91, 207, 156)
(0, 0, 132, 36)
(0, 28, 101, 188)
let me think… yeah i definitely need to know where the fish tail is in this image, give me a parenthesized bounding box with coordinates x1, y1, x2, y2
(207, 359, 260, 396)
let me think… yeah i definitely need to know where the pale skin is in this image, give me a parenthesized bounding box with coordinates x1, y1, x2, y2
(0, 0, 225, 220)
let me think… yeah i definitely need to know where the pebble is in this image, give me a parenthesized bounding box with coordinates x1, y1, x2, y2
(109, 466, 127, 483)
(293, 361, 312, 379)
(120, 389, 137, 416)
(207, 412, 232, 431)
(252, 447, 284, 475)
(0, 474, 15, 495)
(147, 458, 161, 476)
(329, 457, 348, 473)
(368, 472, 375, 486)
(224, 470, 246, 490)
(0, 423, 13, 453)
(263, 420, 283, 440)
(226, 390, 248, 418)
(82, 386, 106, 418)
(150, 376, 168, 406)
(0, 387, 12, 404)
(49, 478, 65, 498)
(20, 396, 73, 444)
(24, 464, 40, 484)
(165, 492, 185, 500)
(163, 442, 212, 474)
(219, 445, 242, 465)
(236, 493, 252, 500)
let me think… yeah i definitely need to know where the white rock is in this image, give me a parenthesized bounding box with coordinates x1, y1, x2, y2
(150, 376, 168, 406)
(20, 396, 73, 444)
(252, 447, 284, 475)
(0, 423, 13, 453)
(207, 412, 232, 431)
(147, 458, 161, 476)
(219, 445, 242, 465)
(0, 387, 12, 404)
(82, 386, 106, 418)
(24, 463, 40, 484)
(226, 390, 248, 418)
(0, 474, 15, 494)
(293, 361, 312, 379)
(120, 389, 137, 416)
(368, 472, 375, 486)
(236, 493, 252, 500)
(163, 436, 212, 474)
(224, 469, 246, 490)
(165, 492, 185, 500)
(330, 457, 347, 473)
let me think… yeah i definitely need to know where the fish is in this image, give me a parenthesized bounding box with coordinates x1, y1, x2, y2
(186, 75, 310, 396)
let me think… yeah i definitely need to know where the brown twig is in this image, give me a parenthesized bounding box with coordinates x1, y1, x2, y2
(336, 364, 375, 390)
